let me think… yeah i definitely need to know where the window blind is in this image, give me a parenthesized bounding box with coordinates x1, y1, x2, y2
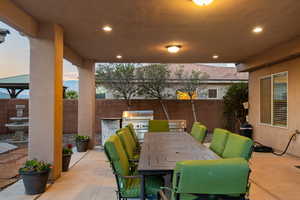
(273, 73, 288, 126)
(260, 77, 272, 124)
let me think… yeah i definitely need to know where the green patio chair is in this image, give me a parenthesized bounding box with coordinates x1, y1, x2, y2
(190, 123, 207, 143)
(222, 133, 254, 161)
(148, 120, 170, 132)
(104, 135, 163, 200)
(209, 128, 230, 156)
(159, 158, 250, 200)
(126, 123, 140, 149)
(117, 128, 140, 161)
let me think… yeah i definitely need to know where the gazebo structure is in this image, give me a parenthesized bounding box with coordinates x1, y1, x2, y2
(0, 0, 300, 181)
(0, 74, 67, 98)
(0, 75, 28, 98)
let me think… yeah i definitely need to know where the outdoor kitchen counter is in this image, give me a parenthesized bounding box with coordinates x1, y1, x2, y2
(138, 132, 220, 200)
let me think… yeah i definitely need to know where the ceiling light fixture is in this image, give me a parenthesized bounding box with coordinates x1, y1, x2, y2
(212, 54, 219, 59)
(192, 0, 214, 6)
(252, 26, 263, 34)
(116, 55, 122, 59)
(102, 25, 112, 32)
(166, 45, 182, 54)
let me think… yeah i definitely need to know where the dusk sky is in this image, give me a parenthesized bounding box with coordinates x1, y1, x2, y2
(0, 21, 78, 80)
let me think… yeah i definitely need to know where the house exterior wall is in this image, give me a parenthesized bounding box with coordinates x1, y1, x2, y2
(248, 57, 300, 156)
(102, 84, 231, 100)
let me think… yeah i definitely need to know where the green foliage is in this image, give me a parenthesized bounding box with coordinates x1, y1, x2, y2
(19, 159, 51, 173)
(63, 144, 73, 155)
(174, 65, 209, 99)
(76, 135, 89, 141)
(223, 83, 248, 131)
(96, 63, 140, 106)
(137, 64, 171, 119)
(65, 90, 78, 99)
(136, 64, 170, 99)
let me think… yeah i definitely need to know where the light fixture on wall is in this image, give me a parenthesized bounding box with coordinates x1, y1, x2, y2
(192, 0, 214, 6)
(116, 55, 122, 59)
(166, 45, 182, 54)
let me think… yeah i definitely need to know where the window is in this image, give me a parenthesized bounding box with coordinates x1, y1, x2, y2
(208, 89, 218, 99)
(260, 72, 288, 127)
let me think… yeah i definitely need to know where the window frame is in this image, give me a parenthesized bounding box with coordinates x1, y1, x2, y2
(259, 71, 288, 128)
(207, 88, 218, 99)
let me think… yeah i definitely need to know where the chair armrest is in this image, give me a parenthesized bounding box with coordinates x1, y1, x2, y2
(159, 190, 169, 200)
(122, 175, 142, 179)
(129, 158, 139, 163)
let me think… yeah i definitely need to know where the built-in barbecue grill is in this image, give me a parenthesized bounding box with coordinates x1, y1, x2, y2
(122, 110, 154, 140)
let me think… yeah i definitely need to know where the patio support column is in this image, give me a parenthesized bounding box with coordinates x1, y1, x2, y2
(29, 23, 64, 180)
(78, 60, 96, 148)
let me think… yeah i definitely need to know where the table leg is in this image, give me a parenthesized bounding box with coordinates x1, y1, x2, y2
(140, 174, 146, 200)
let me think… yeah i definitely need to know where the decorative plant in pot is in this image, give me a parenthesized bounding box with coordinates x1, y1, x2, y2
(75, 135, 89, 152)
(19, 159, 51, 195)
(62, 144, 73, 172)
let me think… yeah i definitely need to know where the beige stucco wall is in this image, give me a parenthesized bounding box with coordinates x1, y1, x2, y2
(249, 57, 300, 156)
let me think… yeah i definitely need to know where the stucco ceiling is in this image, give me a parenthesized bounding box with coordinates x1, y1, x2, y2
(12, 0, 300, 63)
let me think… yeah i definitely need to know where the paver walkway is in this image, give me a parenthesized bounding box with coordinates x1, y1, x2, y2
(2, 148, 300, 200)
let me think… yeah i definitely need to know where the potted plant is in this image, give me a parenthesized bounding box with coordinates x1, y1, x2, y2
(75, 135, 89, 152)
(62, 144, 73, 172)
(19, 159, 51, 195)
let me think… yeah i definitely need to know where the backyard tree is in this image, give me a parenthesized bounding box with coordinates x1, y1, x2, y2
(95, 63, 140, 109)
(65, 90, 78, 99)
(174, 65, 209, 122)
(136, 64, 171, 120)
(223, 82, 248, 132)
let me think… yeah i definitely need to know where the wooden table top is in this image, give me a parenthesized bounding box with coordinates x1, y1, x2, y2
(138, 132, 220, 173)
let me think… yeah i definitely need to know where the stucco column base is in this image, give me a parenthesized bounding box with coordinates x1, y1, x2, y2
(78, 60, 96, 149)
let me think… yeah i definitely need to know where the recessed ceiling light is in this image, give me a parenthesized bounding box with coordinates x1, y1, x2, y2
(102, 25, 112, 32)
(212, 54, 219, 59)
(116, 55, 122, 59)
(166, 45, 182, 54)
(192, 0, 214, 6)
(253, 26, 263, 34)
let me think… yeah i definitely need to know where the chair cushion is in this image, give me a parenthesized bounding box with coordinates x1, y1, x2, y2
(222, 134, 254, 160)
(104, 135, 130, 189)
(121, 176, 163, 198)
(148, 120, 170, 132)
(174, 158, 250, 195)
(190, 124, 207, 143)
(126, 123, 139, 143)
(209, 128, 230, 156)
(117, 128, 139, 160)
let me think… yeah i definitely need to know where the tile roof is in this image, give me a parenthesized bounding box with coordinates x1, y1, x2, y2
(167, 64, 248, 80)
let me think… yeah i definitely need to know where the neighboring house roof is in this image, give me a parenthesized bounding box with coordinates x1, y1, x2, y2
(0, 74, 29, 89)
(0, 74, 68, 89)
(167, 64, 248, 81)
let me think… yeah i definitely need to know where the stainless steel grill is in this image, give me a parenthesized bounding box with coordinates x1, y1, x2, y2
(122, 110, 153, 140)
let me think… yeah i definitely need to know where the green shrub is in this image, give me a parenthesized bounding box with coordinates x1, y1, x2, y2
(223, 83, 248, 132)
(75, 135, 89, 142)
(19, 159, 51, 173)
(63, 144, 73, 155)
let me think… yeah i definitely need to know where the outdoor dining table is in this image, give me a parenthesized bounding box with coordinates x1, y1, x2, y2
(137, 132, 220, 200)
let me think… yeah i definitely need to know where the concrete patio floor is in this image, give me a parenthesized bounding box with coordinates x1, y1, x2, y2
(1, 147, 300, 200)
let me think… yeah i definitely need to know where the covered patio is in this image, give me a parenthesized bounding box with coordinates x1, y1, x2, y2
(1, 0, 300, 199)
(1, 150, 300, 200)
